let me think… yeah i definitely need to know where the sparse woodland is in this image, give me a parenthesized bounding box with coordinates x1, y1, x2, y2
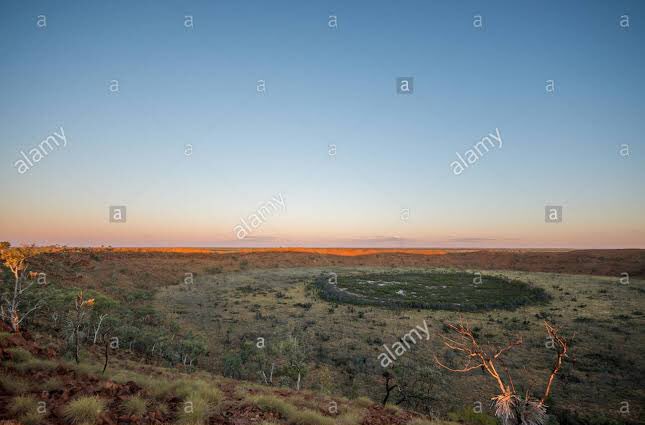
(1, 247, 642, 425)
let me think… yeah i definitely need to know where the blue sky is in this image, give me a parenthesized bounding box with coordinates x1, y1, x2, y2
(1, 0, 644, 247)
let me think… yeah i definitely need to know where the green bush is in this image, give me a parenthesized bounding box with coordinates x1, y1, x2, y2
(448, 407, 498, 425)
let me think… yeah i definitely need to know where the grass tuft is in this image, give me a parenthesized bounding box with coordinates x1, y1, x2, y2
(288, 409, 335, 425)
(175, 396, 213, 425)
(8, 395, 43, 425)
(352, 396, 373, 408)
(173, 379, 222, 404)
(336, 410, 365, 425)
(250, 395, 334, 425)
(250, 395, 297, 418)
(7, 347, 34, 362)
(8, 395, 39, 416)
(11, 358, 57, 372)
(62, 396, 105, 425)
(120, 395, 148, 416)
(41, 377, 64, 392)
(0, 374, 30, 394)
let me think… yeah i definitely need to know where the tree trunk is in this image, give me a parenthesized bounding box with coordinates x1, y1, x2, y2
(74, 326, 80, 364)
(10, 273, 20, 333)
(102, 337, 109, 374)
(10, 310, 19, 333)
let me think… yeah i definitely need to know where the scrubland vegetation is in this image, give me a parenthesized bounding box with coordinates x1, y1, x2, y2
(1, 246, 643, 424)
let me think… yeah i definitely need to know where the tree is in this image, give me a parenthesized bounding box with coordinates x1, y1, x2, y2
(279, 335, 309, 391)
(71, 291, 95, 363)
(434, 319, 570, 425)
(0, 245, 44, 332)
(381, 371, 398, 405)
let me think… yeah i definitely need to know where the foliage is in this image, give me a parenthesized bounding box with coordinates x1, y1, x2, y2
(448, 407, 499, 425)
(0, 373, 30, 394)
(314, 271, 550, 312)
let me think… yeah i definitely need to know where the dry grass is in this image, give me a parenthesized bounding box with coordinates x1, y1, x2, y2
(41, 376, 64, 392)
(6, 347, 33, 362)
(61, 396, 105, 425)
(175, 396, 213, 425)
(249, 395, 334, 425)
(10, 357, 57, 372)
(336, 410, 365, 425)
(0, 373, 30, 394)
(288, 409, 335, 425)
(120, 395, 148, 416)
(251, 395, 297, 418)
(8, 395, 39, 415)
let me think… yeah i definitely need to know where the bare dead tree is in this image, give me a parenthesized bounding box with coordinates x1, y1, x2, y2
(93, 313, 108, 344)
(101, 327, 113, 375)
(260, 363, 275, 385)
(434, 318, 569, 425)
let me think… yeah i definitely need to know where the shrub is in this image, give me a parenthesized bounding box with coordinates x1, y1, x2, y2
(251, 395, 297, 418)
(407, 419, 434, 425)
(448, 407, 498, 425)
(9, 396, 38, 412)
(62, 396, 105, 425)
(409, 420, 459, 425)
(120, 395, 148, 416)
(7, 347, 33, 362)
(0, 374, 30, 394)
(173, 379, 222, 404)
(175, 395, 212, 425)
(384, 403, 402, 414)
(11, 358, 57, 372)
(205, 266, 223, 274)
(353, 396, 373, 408)
(8, 395, 39, 417)
(336, 410, 364, 425)
(41, 377, 63, 392)
(288, 409, 335, 425)
(250, 395, 334, 425)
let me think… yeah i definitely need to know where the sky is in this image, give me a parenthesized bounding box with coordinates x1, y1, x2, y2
(1, 0, 644, 248)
